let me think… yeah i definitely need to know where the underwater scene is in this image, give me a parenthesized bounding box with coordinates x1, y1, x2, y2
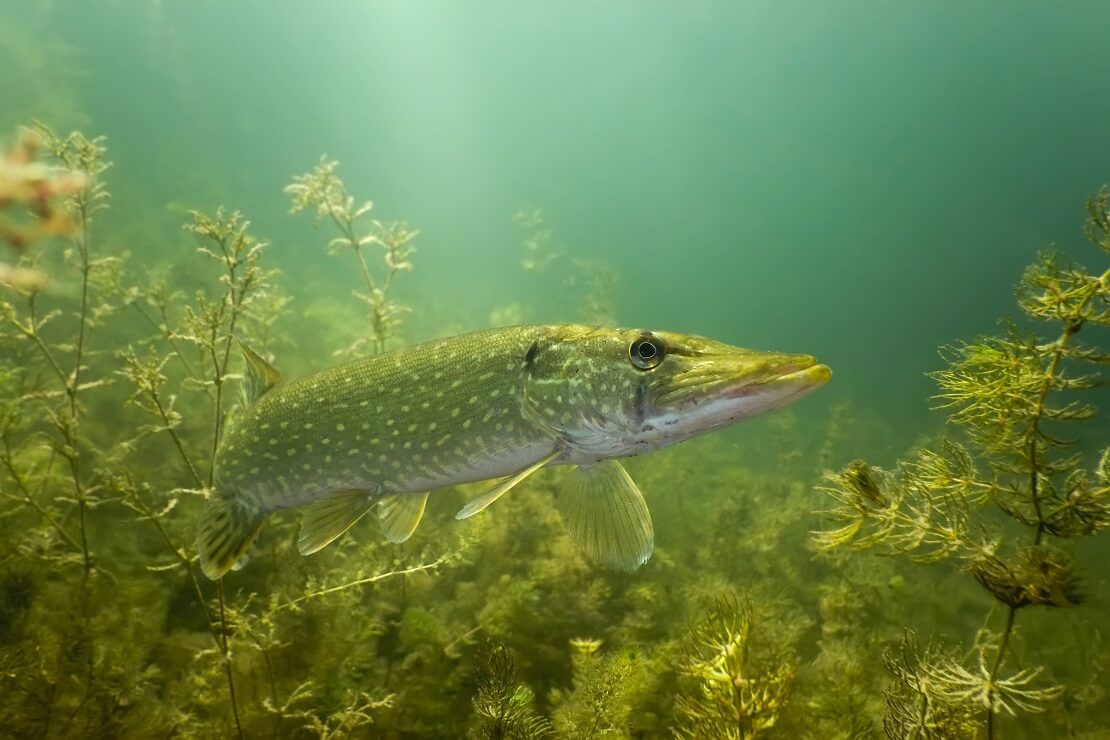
(1, 2, 1109, 738)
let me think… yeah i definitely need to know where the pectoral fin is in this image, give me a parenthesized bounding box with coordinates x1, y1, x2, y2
(455, 448, 560, 520)
(555, 460, 654, 572)
(298, 489, 377, 555)
(377, 492, 429, 543)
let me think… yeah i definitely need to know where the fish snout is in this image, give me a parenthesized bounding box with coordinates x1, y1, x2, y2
(720, 352, 831, 398)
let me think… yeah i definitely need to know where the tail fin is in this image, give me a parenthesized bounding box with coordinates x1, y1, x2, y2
(197, 493, 265, 580)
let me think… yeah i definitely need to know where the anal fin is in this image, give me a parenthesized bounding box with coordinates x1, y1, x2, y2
(377, 492, 429, 543)
(298, 489, 377, 555)
(555, 459, 654, 572)
(455, 448, 560, 520)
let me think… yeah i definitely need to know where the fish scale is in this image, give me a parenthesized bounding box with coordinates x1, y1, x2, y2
(216, 326, 554, 507)
(198, 323, 830, 579)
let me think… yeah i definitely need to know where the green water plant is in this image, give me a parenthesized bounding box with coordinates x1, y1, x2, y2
(286, 157, 416, 356)
(114, 199, 459, 737)
(468, 639, 551, 739)
(511, 207, 617, 324)
(7, 117, 1110, 738)
(881, 630, 981, 738)
(0, 123, 162, 738)
(118, 206, 279, 738)
(513, 207, 559, 273)
(0, 123, 112, 578)
(549, 637, 649, 739)
(814, 189, 1109, 737)
(180, 207, 277, 477)
(673, 597, 796, 739)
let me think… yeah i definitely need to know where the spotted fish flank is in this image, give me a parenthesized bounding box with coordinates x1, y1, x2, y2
(197, 324, 831, 579)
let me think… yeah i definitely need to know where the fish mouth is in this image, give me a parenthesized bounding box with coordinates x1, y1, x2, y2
(722, 356, 832, 398)
(656, 351, 832, 409)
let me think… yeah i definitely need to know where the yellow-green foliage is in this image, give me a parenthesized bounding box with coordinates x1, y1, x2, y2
(673, 597, 796, 739)
(1, 121, 1107, 740)
(286, 157, 416, 357)
(550, 639, 654, 739)
(469, 639, 551, 740)
(814, 190, 1109, 738)
(881, 631, 981, 739)
(511, 207, 619, 325)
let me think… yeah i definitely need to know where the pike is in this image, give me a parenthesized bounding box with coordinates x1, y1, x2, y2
(198, 325, 831, 579)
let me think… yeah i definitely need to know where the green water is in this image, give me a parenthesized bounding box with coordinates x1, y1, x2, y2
(1, 3, 1108, 738)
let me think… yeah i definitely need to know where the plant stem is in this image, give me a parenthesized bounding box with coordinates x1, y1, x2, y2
(207, 227, 257, 486)
(257, 646, 280, 740)
(327, 209, 376, 293)
(70, 198, 90, 418)
(985, 605, 1016, 739)
(278, 557, 448, 610)
(0, 438, 82, 551)
(983, 266, 1104, 737)
(326, 207, 393, 352)
(70, 196, 93, 578)
(353, 244, 376, 295)
(16, 294, 92, 575)
(149, 390, 203, 488)
(1026, 345, 1065, 546)
(208, 249, 234, 487)
(130, 300, 199, 379)
(911, 692, 930, 740)
(217, 579, 245, 739)
(22, 293, 70, 388)
(207, 328, 223, 488)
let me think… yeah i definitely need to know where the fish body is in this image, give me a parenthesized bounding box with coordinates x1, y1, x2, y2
(199, 324, 831, 579)
(217, 326, 553, 509)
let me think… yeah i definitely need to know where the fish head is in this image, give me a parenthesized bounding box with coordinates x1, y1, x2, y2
(522, 326, 831, 460)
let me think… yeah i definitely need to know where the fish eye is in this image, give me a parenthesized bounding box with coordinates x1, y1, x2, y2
(629, 334, 664, 370)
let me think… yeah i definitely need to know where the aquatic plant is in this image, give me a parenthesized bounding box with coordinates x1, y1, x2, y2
(549, 637, 652, 738)
(513, 207, 559, 272)
(814, 189, 1109, 736)
(0, 122, 111, 578)
(4, 117, 1107, 738)
(511, 207, 617, 324)
(673, 597, 796, 739)
(881, 630, 981, 738)
(117, 205, 280, 737)
(286, 157, 416, 355)
(468, 639, 551, 739)
(180, 207, 278, 475)
(114, 196, 459, 737)
(0, 123, 164, 738)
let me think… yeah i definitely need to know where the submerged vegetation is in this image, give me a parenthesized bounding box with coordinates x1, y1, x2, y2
(673, 597, 796, 738)
(816, 192, 1109, 737)
(0, 121, 1106, 739)
(286, 158, 417, 357)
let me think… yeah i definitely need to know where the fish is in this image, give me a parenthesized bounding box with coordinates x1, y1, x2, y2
(197, 324, 831, 579)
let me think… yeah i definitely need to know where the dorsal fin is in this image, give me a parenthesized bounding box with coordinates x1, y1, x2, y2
(239, 342, 283, 406)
